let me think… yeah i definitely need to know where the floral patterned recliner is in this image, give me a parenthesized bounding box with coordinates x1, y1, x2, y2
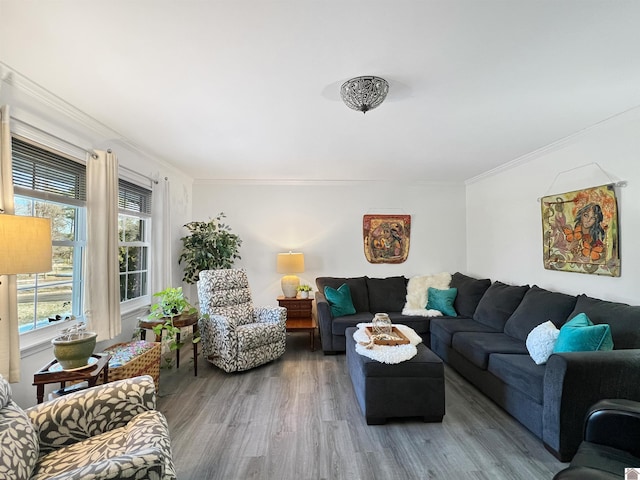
(197, 269, 287, 373)
(0, 374, 176, 480)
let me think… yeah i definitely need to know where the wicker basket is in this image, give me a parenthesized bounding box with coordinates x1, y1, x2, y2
(100, 341, 161, 391)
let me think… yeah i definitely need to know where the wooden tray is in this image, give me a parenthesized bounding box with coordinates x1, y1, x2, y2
(364, 326, 410, 345)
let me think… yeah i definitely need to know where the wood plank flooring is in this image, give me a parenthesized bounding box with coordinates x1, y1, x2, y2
(158, 333, 567, 479)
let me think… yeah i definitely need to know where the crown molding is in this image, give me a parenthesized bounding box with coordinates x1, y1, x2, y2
(0, 62, 191, 182)
(192, 178, 463, 187)
(1, 62, 115, 139)
(465, 104, 640, 186)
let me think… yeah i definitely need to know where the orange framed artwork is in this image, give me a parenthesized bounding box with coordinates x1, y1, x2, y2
(363, 214, 411, 264)
(541, 184, 620, 277)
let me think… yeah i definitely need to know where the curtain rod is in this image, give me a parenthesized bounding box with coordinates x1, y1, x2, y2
(118, 164, 159, 185)
(12, 116, 159, 184)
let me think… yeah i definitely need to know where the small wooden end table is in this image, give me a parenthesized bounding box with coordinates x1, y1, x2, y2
(33, 353, 111, 404)
(277, 296, 317, 351)
(137, 313, 199, 376)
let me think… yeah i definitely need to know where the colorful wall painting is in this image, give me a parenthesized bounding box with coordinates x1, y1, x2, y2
(363, 214, 411, 264)
(541, 184, 620, 276)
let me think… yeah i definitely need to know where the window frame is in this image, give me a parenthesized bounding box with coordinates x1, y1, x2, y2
(118, 213, 152, 312)
(12, 136, 88, 352)
(13, 136, 155, 353)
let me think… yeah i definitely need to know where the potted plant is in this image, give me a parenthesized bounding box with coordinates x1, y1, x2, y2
(149, 286, 197, 321)
(178, 212, 242, 284)
(297, 284, 312, 299)
(146, 287, 200, 368)
(51, 323, 98, 370)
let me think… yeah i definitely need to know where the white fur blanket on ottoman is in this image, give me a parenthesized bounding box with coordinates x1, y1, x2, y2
(353, 323, 423, 364)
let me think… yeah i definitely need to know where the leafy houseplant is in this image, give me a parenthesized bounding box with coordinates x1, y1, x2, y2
(178, 212, 242, 284)
(297, 284, 312, 298)
(150, 287, 196, 319)
(51, 323, 98, 370)
(147, 287, 200, 368)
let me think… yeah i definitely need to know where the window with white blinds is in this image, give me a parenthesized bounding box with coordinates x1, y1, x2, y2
(12, 137, 86, 334)
(12, 137, 154, 333)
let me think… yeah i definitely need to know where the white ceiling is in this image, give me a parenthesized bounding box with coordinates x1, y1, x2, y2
(2, 1, 640, 183)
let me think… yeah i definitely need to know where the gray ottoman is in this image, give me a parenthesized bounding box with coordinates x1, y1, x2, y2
(346, 326, 445, 425)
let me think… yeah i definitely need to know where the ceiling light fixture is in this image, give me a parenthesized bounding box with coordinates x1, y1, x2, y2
(340, 76, 389, 114)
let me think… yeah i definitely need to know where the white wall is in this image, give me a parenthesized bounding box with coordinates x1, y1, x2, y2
(191, 181, 467, 307)
(466, 108, 640, 304)
(1, 75, 194, 407)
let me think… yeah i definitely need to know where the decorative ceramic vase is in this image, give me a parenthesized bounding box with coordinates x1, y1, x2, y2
(372, 312, 392, 335)
(298, 291, 309, 299)
(52, 331, 97, 370)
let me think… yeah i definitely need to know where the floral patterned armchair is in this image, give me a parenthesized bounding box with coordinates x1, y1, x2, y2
(0, 374, 176, 480)
(197, 269, 287, 373)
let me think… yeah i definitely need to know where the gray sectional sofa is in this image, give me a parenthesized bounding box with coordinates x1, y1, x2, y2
(315, 273, 640, 461)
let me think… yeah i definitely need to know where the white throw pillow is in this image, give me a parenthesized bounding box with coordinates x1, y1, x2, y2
(526, 321, 560, 365)
(402, 272, 451, 317)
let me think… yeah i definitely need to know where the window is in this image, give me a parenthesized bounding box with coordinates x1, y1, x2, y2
(12, 137, 86, 333)
(12, 137, 154, 334)
(118, 179, 152, 305)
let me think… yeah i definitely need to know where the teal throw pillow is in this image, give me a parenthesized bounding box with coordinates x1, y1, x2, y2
(324, 284, 356, 317)
(553, 312, 614, 353)
(426, 287, 458, 317)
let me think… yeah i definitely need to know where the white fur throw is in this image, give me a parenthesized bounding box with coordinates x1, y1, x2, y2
(402, 272, 452, 317)
(353, 323, 423, 364)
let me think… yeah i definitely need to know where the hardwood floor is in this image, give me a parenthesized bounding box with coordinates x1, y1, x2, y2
(158, 333, 567, 479)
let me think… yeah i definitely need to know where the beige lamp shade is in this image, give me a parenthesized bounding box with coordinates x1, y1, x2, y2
(0, 215, 52, 274)
(277, 252, 304, 298)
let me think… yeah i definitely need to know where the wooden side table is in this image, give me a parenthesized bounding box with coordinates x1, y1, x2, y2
(138, 313, 199, 376)
(277, 296, 316, 351)
(33, 353, 111, 404)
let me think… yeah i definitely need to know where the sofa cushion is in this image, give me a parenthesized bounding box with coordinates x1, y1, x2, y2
(366, 276, 407, 313)
(426, 287, 458, 317)
(324, 284, 357, 317)
(554, 313, 614, 353)
(504, 285, 577, 341)
(568, 294, 640, 349)
(568, 441, 640, 478)
(526, 321, 560, 365)
(387, 313, 432, 334)
(0, 400, 38, 480)
(473, 281, 529, 331)
(488, 353, 545, 404)
(316, 277, 369, 312)
(331, 312, 377, 336)
(33, 410, 173, 480)
(450, 272, 491, 318)
(452, 332, 528, 369)
(430, 317, 498, 347)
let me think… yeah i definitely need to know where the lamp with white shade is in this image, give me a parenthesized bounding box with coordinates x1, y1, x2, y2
(0, 215, 52, 275)
(276, 252, 304, 298)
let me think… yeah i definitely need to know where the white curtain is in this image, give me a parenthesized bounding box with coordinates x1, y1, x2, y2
(151, 176, 172, 294)
(0, 105, 20, 381)
(85, 150, 121, 340)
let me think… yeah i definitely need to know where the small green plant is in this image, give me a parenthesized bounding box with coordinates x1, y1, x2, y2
(297, 284, 312, 292)
(149, 287, 196, 319)
(147, 287, 200, 368)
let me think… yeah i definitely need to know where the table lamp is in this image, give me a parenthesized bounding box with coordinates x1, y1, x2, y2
(277, 252, 304, 298)
(0, 214, 52, 275)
